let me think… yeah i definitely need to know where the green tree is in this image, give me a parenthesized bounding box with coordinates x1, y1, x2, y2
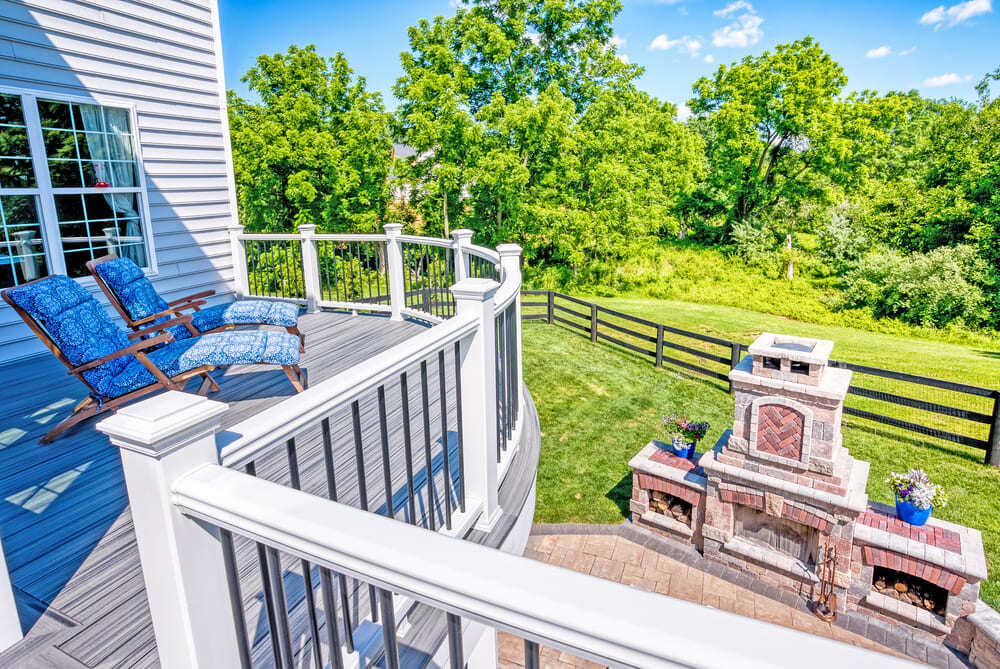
(688, 38, 900, 240)
(228, 45, 393, 233)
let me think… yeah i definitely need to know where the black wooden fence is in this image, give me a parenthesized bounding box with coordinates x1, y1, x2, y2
(522, 290, 1000, 466)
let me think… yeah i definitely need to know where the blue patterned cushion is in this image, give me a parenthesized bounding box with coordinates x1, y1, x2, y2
(6, 276, 134, 394)
(93, 257, 169, 321)
(167, 300, 301, 340)
(91, 330, 301, 398)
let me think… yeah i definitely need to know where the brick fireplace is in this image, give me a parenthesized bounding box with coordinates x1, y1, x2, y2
(629, 332, 987, 641)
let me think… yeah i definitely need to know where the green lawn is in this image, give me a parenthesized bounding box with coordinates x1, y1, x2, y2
(522, 313, 1000, 608)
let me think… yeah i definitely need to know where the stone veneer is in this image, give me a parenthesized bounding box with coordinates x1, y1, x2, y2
(630, 331, 989, 654)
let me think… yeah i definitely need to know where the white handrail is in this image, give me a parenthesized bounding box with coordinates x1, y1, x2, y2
(219, 310, 479, 468)
(173, 464, 919, 669)
(398, 234, 454, 249)
(312, 233, 388, 242)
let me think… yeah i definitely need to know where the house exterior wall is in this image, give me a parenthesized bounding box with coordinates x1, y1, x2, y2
(0, 0, 239, 362)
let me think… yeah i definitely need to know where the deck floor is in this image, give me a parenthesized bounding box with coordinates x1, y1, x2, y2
(0, 311, 432, 668)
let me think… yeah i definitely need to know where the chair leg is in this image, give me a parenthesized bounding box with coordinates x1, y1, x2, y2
(40, 397, 101, 444)
(287, 325, 305, 353)
(197, 371, 220, 395)
(283, 365, 305, 392)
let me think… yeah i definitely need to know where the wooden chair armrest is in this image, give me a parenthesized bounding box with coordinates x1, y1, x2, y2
(131, 300, 206, 326)
(168, 289, 215, 307)
(70, 333, 174, 375)
(127, 314, 195, 341)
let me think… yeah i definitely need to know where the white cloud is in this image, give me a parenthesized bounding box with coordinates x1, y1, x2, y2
(649, 34, 703, 58)
(899, 46, 917, 55)
(676, 102, 693, 121)
(714, 0, 753, 17)
(865, 45, 892, 58)
(704, 54, 715, 63)
(619, 53, 631, 63)
(920, 0, 992, 29)
(712, 12, 764, 47)
(610, 34, 627, 49)
(923, 72, 974, 86)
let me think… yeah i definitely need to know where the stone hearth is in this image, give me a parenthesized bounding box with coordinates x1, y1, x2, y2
(629, 331, 988, 643)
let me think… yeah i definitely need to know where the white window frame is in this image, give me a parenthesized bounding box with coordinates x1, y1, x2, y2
(0, 85, 158, 284)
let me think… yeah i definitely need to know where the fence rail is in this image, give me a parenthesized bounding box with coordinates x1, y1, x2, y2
(523, 290, 1000, 466)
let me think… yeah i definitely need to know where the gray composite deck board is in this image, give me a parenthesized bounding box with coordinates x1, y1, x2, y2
(0, 309, 541, 668)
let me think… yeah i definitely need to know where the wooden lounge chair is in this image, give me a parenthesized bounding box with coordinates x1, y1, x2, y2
(86, 255, 305, 352)
(3, 274, 305, 444)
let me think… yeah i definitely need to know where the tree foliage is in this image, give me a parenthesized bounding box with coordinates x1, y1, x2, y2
(228, 45, 393, 233)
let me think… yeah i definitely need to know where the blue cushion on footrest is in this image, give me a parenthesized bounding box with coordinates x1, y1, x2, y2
(178, 300, 300, 338)
(97, 330, 301, 398)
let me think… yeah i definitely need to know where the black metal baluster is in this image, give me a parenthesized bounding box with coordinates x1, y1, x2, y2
(453, 342, 465, 512)
(365, 244, 374, 303)
(286, 439, 323, 669)
(320, 418, 355, 653)
(446, 613, 464, 669)
(400, 372, 418, 524)
(319, 568, 345, 669)
(265, 546, 295, 669)
(377, 386, 394, 519)
(245, 462, 283, 665)
(281, 241, 290, 299)
(524, 640, 540, 669)
(377, 589, 400, 669)
(495, 317, 503, 462)
(219, 529, 252, 669)
(437, 349, 453, 529)
(420, 360, 437, 530)
(351, 400, 379, 622)
(354, 243, 363, 302)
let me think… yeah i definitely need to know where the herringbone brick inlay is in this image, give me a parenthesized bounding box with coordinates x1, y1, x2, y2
(756, 404, 804, 461)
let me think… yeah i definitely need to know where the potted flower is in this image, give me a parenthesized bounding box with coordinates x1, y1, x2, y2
(886, 469, 948, 526)
(661, 415, 710, 459)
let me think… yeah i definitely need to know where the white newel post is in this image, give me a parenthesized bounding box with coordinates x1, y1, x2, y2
(97, 392, 242, 669)
(452, 279, 502, 530)
(384, 223, 405, 321)
(451, 228, 474, 282)
(228, 223, 249, 298)
(496, 244, 524, 412)
(0, 535, 22, 652)
(298, 224, 321, 313)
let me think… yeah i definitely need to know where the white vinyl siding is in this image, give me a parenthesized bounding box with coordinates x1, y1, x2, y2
(0, 0, 239, 362)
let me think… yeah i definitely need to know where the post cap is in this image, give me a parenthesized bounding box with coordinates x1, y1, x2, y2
(496, 243, 522, 258)
(383, 223, 404, 234)
(451, 229, 475, 241)
(97, 391, 228, 457)
(451, 278, 500, 301)
(297, 224, 317, 233)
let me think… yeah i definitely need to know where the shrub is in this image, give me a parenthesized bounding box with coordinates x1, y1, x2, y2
(730, 218, 779, 269)
(841, 245, 990, 327)
(818, 210, 868, 274)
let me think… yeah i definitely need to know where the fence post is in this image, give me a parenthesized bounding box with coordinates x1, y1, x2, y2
(228, 222, 249, 298)
(655, 325, 664, 369)
(452, 228, 474, 282)
(298, 224, 321, 313)
(498, 244, 524, 412)
(452, 278, 502, 531)
(987, 392, 1000, 467)
(729, 342, 742, 393)
(97, 392, 242, 669)
(547, 290, 554, 325)
(590, 303, 598, 344)
(384, 223, 405, 321)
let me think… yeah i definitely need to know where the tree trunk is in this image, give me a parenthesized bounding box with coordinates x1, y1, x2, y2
(442, 189, 449, 238)
(785, 233, 794, 281)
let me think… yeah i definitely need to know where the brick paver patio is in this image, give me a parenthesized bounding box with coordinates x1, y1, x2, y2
(497, 531, 911, 668)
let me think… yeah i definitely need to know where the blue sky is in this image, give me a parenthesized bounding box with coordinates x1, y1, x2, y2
(219, 0, 998, 115)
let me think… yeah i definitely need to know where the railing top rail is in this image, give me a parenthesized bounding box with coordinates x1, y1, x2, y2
(236, 233, 302, 241)
(466, 243, 500, 263)
(398, 234, 454, 249)
(312, 233, 388, 243)
(174, 464, 918, 669)
(219, 311, 479, 468)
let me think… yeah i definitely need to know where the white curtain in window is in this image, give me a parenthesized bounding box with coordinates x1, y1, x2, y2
(79, 105, 146, 266)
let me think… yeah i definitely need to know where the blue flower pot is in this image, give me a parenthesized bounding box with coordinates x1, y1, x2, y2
(895, 496, 932, 526)
(671, 441, 696, 459)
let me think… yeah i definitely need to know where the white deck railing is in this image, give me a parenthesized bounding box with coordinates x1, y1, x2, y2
(97, 389, 917, 669)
